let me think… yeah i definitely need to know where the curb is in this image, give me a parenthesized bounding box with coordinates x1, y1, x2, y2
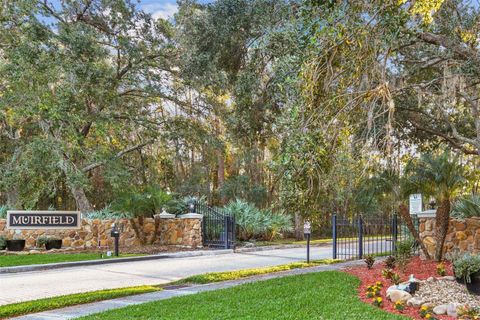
(0, 249, 234, 274)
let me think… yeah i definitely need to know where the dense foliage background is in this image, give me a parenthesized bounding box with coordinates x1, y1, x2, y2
(1, 0, 480, 240)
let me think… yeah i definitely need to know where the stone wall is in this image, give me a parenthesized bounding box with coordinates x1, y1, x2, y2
(0, 217, 202, 249)
(419, 217, 480, 258)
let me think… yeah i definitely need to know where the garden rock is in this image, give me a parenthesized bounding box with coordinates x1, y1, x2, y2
(413, 279, 480, 307)
(446, 304, 459, 317)
(426, 276, 436, 283)
(387, 289, 412, 303)
(438, 276, 455, 281)
(433, 304, 447, 315)
(407, 297, 424, 308)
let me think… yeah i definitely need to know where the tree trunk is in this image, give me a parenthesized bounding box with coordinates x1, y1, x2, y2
(398, 203, 431, 260)
(217, 151, 225, 189)
(434, 199, 451, 261)
(149, 216, 161, 245)
(6, 189, 21, 209)
(70, 184, 93, 212)
(130, 217, 146, 245)
(294, 213, 304, 241)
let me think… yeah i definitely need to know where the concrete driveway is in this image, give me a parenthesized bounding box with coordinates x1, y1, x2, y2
(0, 246, 333, 306)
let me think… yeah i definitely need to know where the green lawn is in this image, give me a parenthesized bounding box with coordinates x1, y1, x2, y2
(0, 253, 143, 268)
(80, 271, 408, 320)
(0, 286, 161, 319)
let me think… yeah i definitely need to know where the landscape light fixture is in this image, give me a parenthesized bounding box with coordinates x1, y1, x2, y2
(110, 223, 120, 257)
(304, 221, 312, 263)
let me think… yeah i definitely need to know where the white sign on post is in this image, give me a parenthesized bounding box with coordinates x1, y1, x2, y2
(409, 194, 422, 215)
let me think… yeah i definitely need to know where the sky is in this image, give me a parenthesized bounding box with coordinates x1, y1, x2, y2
(138, 0, 213, 20)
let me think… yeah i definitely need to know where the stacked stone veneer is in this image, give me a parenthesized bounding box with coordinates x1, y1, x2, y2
(419, 217, 480, 258)
(0, 217, 202, 249)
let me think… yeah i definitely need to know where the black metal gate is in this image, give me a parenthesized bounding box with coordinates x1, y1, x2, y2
(332, 214, 418, 260)
(196, 202, 236, 249)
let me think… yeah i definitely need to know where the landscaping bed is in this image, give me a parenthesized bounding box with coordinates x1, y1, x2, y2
(345, 257, 480, 319)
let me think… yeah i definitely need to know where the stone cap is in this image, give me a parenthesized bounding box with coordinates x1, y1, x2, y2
(416, 209, 436, 218)
(155, 213, 176, 219)
(178, 213, 203, 219)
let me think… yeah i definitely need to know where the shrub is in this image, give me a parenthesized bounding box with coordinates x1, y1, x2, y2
(0, 236, 6, 248)
(451, 195, 480, 219)
(381, 268, 394, 280)
(112, 185, 173, 217)
(436, 262, 446, 276)
(224, 199, 293, 241)
(390, 272, 401, 285)
(364, 255, 375, 269)
(458, 305, 480, 319)
(165, 195, 208, 215)
(36, 236, 61, 248)
(395, 238, 414, 271)
(396, 238, 414, 257)
(454, 253, 480, 283)
(264, 210, 293, 241)
(84, 205, 130, 220)
(384, 256, 396, 269)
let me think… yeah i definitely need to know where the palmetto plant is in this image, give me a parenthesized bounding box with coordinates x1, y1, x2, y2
(403, 150, 465, 261)
(111, 185, 173, 245)
(224, 199, 293, 241)
(451, 195, 480, 219)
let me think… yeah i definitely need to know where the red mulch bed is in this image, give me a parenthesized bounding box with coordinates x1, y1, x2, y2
(344, 256, 454, 320)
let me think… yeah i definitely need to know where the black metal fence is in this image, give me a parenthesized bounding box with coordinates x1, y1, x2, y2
(332, 214, 419, 260)
(196, 202, 236, 249)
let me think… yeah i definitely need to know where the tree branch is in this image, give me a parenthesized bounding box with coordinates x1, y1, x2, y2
(82, 139, 155, 172)
(408, 116, 478, 155)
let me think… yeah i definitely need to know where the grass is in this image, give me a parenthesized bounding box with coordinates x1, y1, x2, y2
(0, 253, 143, 268)
(0, 286, 161, 319)
(0, 259, 340, 319)
(79, 271, 408, 320)
(174, 259, 341, 284)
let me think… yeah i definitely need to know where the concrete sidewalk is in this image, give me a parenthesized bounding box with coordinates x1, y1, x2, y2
(11, 260, 362, 320)
(0, 246, 334, 306)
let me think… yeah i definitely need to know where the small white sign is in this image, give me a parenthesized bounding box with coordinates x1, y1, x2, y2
(409, 194, 422, 215)
(304, 221, 311, 234)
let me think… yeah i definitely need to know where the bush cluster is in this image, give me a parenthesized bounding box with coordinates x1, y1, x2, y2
(224, 199, 293, 241)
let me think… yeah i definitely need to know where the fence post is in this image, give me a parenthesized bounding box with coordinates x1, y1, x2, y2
(224, 216, 230, 249)
(231, 216, 236, 249)
(332, 214, 337, 259)
(392, 213, 398, 254)
(358, 216, 363, 259)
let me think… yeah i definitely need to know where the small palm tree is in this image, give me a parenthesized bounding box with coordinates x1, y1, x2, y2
(403, 150, 465, 261)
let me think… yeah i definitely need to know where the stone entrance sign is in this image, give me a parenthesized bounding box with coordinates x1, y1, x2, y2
(7, 211, 81, 229)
